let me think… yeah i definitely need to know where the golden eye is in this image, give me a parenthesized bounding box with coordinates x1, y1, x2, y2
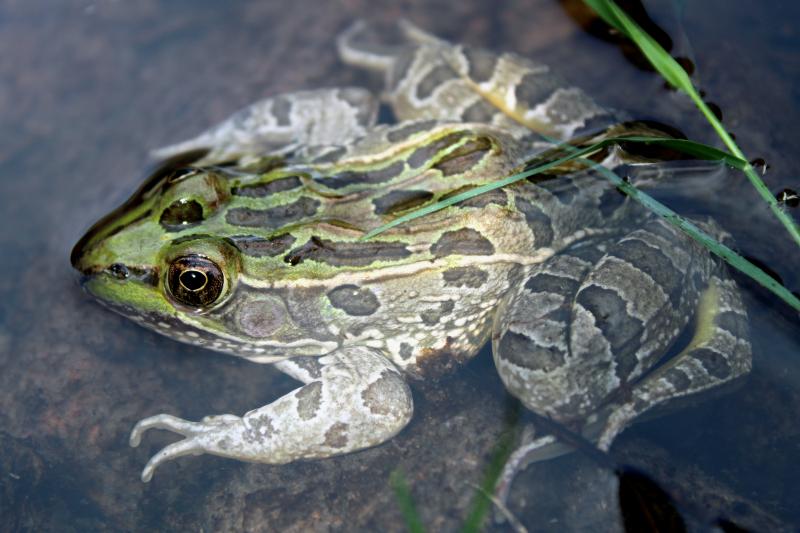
(167, 256, 224, 308)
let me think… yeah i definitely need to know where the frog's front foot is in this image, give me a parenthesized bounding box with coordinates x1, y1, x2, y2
(129, 346, 413, 483)
(130, 413, 243, 482)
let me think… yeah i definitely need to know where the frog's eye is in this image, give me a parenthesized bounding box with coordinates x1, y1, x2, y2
(167, 256, 224, 308)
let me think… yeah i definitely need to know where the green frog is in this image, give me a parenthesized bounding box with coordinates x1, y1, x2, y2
(71, 21, 751, 491)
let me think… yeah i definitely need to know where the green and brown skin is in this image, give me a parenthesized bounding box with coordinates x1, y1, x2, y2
(71, 21, 751, 488)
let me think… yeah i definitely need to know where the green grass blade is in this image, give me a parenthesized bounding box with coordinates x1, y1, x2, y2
(461, 407, 522, 533)
(363, 136, 745, 240)
(611, 137, 747, 169)
(583, 0, 800, 248)
(390, 468, 427, 533)
(364, 133, 800, 312)
(589, 160, 800, 313)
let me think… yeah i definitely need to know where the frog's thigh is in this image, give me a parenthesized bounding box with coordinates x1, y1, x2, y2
(495, 219, 716, 422)
(493, 237, 612, 419)
(152, 88, 377, 165)
(130, 345, 412, 482)
(597, 274, 752, 450)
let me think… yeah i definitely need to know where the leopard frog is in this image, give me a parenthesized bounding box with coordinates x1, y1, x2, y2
(71, 21, 751, 486)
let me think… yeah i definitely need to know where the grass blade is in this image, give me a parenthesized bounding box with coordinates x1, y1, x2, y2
(583, 0, 800, 248)
(362, 136, 745, 240)
(364, 133, 800, 312)
(390, 468, 426, 533)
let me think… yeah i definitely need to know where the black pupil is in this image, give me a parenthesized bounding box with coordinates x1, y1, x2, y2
(179, 270, 207, 291)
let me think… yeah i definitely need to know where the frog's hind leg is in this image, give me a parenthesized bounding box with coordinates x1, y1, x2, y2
(152, 87, 378, 166)
(491, 217, 751, 507)
(397, 19, 446, 46)
(596, 273, 752, 450)
(336, 20, 401, 73)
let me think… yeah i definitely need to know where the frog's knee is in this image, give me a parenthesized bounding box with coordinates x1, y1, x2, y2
(357, 369, 414, 434)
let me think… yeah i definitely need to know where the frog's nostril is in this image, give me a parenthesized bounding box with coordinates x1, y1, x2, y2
(107, 263, 130, 280)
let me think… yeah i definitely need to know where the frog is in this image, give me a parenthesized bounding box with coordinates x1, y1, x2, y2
(70, 20, 752, 493)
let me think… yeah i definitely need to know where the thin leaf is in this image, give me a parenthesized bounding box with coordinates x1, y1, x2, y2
(364, 133, 800, 312)
(390, 469, 426, 533)
(583, 0, 800, 249)
(363, 136, 745, 240)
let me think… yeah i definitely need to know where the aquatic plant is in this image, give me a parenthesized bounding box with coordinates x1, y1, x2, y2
(366, 2, 800, 312)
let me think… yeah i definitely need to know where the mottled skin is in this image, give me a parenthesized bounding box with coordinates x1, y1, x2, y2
(71, 22, 751, 490)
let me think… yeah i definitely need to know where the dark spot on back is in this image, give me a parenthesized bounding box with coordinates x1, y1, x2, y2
(361, 370, 411, 415)
(693, 348, 732, 380)
(433, 137, 492, 176)
(230, 233, 296, 257)
(576, 285, 644, 382)
(399, 343, 414, 360)
(372, 189, 433, 215)
(408, 132, 467, 168)
(284, 236, 411, 266)
(596, 183, 627, 218)
(545, 179, 583, 206)
(272, 95, 293, 126)
(416, 64, 458, 100)
(295, 381, 322, 421)
(442, 266, 489, 288)
(515, 197, 554, 246)
(226, 197, 320, 229)
(464, 46, 499, 83)
(323, 422, 349, 448)
(498, 331, 565, 372)
(316, 160, 404, 190)
(663, 368, 691, 390)
(232, 176, 302, 197)
(327, 284, 380, 316)
(420, 300, 454, 326)
(431, 228, 495, 257)
(462, 99, 497, 123)
(387, 120, 438, 143)
(291, 356, 323, 379)
(609, 235, 682, 305)
(715, 310, 747, 338)
(525, 272, 579, 296)
(515, 71, 561, 109)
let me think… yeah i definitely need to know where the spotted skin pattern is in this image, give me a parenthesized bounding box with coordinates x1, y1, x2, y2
(71, 21, 751, 491)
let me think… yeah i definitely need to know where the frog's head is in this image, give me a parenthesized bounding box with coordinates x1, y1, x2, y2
(71, 151, 336, 361)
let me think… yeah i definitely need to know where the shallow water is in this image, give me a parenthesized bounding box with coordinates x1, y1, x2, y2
(1, 0, 799, 531)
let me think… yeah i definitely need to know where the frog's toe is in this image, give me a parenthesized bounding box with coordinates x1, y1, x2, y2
(129, 414, 204, 447)
(130, 414, 220, 482)
(140, 438, 205, 482)
(493, 433, 559, 521)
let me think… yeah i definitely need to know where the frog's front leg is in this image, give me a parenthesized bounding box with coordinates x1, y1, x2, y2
(129, 345, 412, 482)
